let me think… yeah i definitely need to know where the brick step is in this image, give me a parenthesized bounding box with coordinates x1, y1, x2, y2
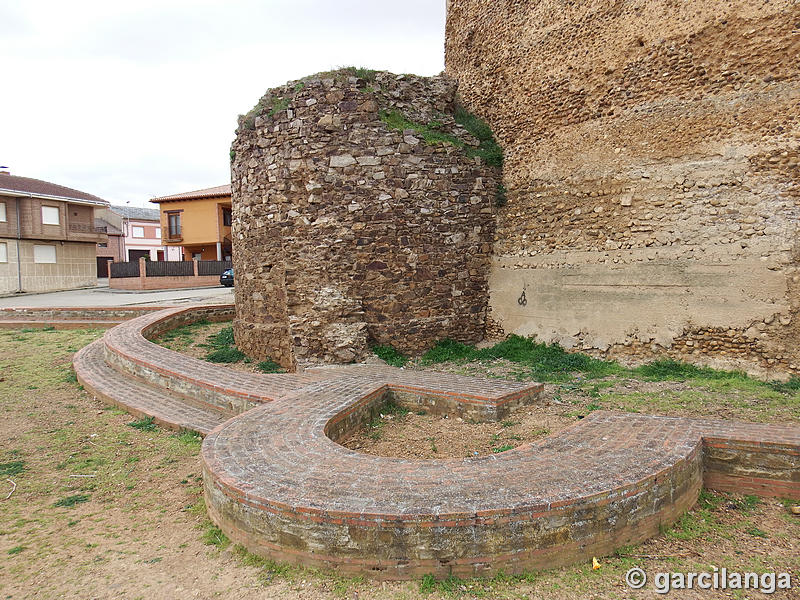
(74, 339, 228, 435)
(0, 319, 124, 329)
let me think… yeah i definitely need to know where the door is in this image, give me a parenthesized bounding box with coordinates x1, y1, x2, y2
(96, 257, 112, 277)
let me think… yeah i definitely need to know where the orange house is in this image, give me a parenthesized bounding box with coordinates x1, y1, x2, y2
(150, 184, 232, 261)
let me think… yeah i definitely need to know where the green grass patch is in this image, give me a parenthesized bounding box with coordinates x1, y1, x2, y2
(372, 345, 408, 367)
(492, 444, 514, 453)
(421, 335, 621, 382)
(0, 460, 25, 476)
(206, 326, 235, 348)
(201, 522, 230, 550)
(7, 546, 25, 555)
(233, 544, 296, 583)
(128, 416, 158, 432)
(268, 97, 290, 117)
(380, 397, 409, 416)
(379, 106, 503, 168)
(769, 376, 800, 394)
(155, 319, 210, 346)
(54, 494, 91, 508)
(454, 106, 503, 167)
(744, 526, 768, 538)
(202, 325, 247, 363)
(342, 66, 377, 81)
(206, 347, 245, 363)
(174, 430, 202, 448)
(256, 359, 284, 373)
(633, 359, 750, 382)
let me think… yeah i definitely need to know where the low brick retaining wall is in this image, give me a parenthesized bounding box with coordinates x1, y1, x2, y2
(73, 306, 800, 580)
(0, 306, 170, 329)
(109, 275, 221, 290)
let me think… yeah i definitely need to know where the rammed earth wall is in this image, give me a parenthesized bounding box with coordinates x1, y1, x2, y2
(446, 1, 800, 376)
(231, 71, 499, 370)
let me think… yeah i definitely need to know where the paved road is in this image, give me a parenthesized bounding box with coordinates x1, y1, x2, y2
(0, 284, 234, 308)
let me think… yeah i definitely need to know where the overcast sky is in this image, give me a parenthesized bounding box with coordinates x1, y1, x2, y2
(1, 0, 446, 206)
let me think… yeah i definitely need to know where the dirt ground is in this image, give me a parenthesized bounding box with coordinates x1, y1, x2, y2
(2, 327, 797, 599)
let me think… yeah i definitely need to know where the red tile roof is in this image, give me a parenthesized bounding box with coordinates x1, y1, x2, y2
(151, 184, 231, 203)
(0, 174, 109, 205)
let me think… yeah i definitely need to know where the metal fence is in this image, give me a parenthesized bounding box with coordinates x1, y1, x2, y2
(110, 261, 140, 278)
(109, 259, 233, 278)
(198, 260, 232, 276)
(145, 261, 194, 277)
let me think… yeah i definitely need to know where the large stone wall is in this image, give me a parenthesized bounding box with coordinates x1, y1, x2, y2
(231, 71, 498, 369)
(446, 0, 800, 375)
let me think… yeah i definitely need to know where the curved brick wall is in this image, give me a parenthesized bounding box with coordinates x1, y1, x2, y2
(73, 306, 800, 579)
(231, 71, 499, 370)
(445, 1, 800, 376)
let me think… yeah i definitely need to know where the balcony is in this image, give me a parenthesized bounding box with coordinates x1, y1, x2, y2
(67, 221, 108, 242)
(69, 222, 107, 234)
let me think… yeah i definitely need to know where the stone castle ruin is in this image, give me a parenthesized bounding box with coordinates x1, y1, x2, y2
(231, 72, 499, 370)
(446, 0, 800, 375)
(232, 0, 799, 376)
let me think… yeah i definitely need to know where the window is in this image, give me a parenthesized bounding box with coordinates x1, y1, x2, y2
(155, 227, 161, 238)
(98, 242, 108, 248)
(33, 244, 56, 263)
(168, 212, 181, 236)
(222, 208, 232, 226)
(0, 202, 6, 222)
(132, 226, 145, 238)
(0, 242, 6, 263)
(41, 205, 60, 225)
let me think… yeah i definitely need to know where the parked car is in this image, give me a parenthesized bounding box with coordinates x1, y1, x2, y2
(220, 268, 234, 287)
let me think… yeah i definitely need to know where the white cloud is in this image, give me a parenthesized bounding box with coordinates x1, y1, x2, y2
(0, 0, 445, 205)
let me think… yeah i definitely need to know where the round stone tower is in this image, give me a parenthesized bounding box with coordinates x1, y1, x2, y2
(230, 70, 501, 370)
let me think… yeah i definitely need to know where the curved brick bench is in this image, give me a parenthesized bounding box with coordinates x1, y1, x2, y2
(74, 306, 800, 580)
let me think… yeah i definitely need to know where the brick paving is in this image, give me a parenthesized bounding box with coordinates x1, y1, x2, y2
(72, 306, 800, 579)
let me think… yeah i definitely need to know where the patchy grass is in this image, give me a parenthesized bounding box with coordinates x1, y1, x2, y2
(420, 335, 622, 382)
(127, 416, 158, 432)
(201, 522, 231, 550)
(234, 545, 297, 583)
(153, 319, 210, 351)
(2, 326, 798, 599)
(372, 345, 409, 367)
(54, 494, 91, 508)
(633, 358, 750, 382)
(256, 359, 284, 373)
(175, 430, 203, 449)
(206, 347, 246, 363)
(342, 66, 377, 81)
(379, 106, 503, 168)
(453, 106, 503, 167)
(200, 325, 246, 363)
(0, 460, 25, 476)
